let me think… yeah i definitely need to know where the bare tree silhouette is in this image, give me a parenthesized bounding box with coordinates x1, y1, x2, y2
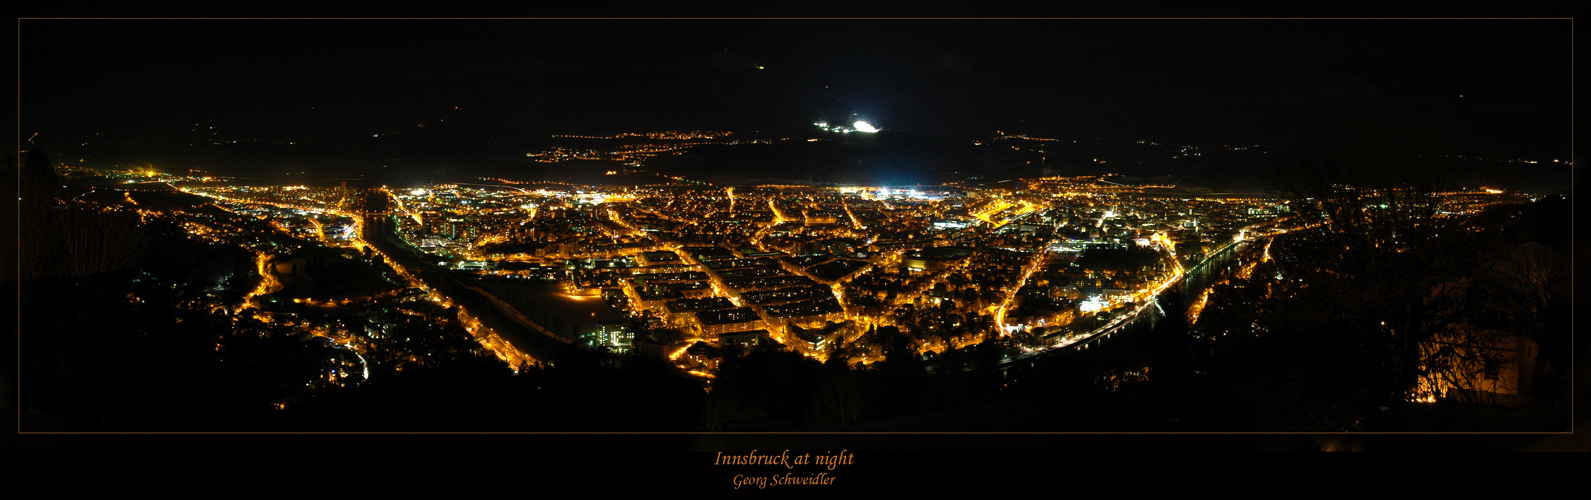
(20, 148, 147, 281)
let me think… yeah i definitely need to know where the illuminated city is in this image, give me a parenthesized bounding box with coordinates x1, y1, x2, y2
(18, 19, 1572, 454)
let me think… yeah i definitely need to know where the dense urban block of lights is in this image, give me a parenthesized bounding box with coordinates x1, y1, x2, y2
(54, 156, 1543, 387)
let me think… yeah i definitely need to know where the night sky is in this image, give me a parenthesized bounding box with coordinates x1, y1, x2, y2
(21, 19, 1574, 166)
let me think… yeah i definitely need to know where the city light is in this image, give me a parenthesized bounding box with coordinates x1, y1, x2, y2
(19, 20, 1568, 441)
